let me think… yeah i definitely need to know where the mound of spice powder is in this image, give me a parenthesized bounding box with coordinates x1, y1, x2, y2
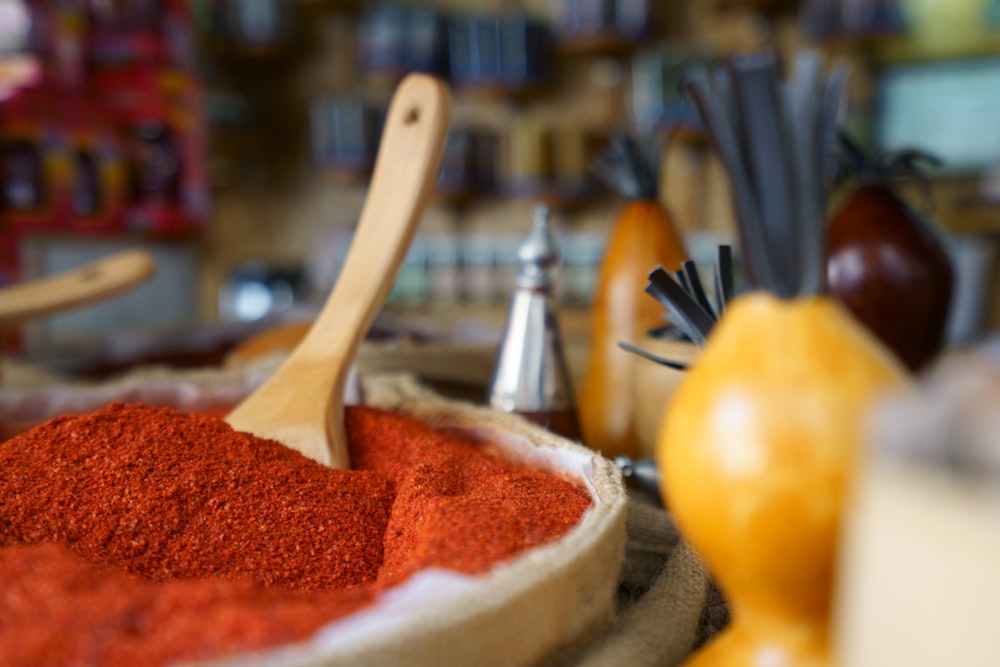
(0, 402, 592, 667)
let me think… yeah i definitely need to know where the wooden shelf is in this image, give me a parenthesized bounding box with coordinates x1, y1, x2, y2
(713, 0, 799, 16)
(943, 197, 1000, 235)
(553, 32, 650, 57)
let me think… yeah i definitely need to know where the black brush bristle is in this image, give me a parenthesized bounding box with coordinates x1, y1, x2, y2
(683, 51, 847, 299)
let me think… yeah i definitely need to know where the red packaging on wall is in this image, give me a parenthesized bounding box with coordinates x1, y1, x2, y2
(0, 86, 71, 233)
(24, 0, 86, 89)
(0, 232, 22, 287)
(93, 65, 208, 237)
(60, 93, 128, 235)
(0, 1, 44, 97)
(87, 0, 197, 72)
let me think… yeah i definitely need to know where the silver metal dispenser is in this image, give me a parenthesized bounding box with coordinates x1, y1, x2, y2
(488, 205, 580, 439)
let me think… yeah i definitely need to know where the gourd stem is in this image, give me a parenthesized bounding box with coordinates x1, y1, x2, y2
(803, 65, 848, 295)
(618, 341, 690, 371)
(625, 245, 734, 368)
(683, 260, 717, 319)
(646, 268, 716, 346)
(685, 52, 846, 299)
(731, 53, 800, 298)
(590, 133, 663, 201)
(788, 54, 821, 297)
(714, 245, 735, 314)
(684, 70, 773, 292)
(836, 131, 943, 217)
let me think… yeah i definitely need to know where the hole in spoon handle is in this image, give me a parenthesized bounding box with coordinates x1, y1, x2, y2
(404, 106, 421, 124)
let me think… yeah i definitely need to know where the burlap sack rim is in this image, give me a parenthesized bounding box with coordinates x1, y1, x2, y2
(201, 373, 628, 667)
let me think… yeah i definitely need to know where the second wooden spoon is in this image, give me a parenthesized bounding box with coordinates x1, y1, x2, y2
(225, 74, 451, 468)
(0, 250, 155, 330)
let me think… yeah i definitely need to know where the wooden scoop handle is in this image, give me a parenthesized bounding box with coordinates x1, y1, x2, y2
(225, 74, 451, 468)
(0, 250, 155, 329)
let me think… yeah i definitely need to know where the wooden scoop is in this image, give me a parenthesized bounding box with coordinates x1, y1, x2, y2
(0, 250, 156, 330)
(225, 74, 451, 469)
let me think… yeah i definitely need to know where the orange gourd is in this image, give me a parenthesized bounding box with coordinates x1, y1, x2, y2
(578, 136, 687, 459)
(646, 53, 913, 666)
(659, 294, 907, 666)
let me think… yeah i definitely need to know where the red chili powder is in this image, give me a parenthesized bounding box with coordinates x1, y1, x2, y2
(0, 403, 591, 667)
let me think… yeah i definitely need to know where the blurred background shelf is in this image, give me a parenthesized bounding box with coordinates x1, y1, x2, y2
(1, 0, 999, 371)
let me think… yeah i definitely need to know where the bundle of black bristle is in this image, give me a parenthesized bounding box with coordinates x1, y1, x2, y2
(835, 130, 942, 209)
(590, 133, 662, 200)
(619, 245, 734, 371)
(835, 131, 942, 183)
(684, 51, 846, 300)
(620, 50, 847, 372)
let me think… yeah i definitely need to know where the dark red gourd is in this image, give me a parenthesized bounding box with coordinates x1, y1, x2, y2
(825, 136, 954, 372)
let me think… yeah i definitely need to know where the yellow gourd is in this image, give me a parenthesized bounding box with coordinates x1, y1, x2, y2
(579, 136, 687, 459)
(644, 52, 915, 666)
(658, 294, 907, 666)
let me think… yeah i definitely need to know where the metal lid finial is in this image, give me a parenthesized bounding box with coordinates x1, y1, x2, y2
(517, 205, 559, 290)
